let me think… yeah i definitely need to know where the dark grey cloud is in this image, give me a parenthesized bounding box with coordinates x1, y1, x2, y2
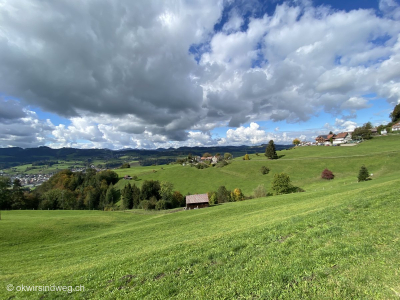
(0, 0, 221, 131)
(0, 98, 27, 123)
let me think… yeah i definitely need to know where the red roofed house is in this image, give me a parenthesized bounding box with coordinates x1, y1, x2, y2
(332, 132, 351, 145)
(392, 121, 400, 131)
(315, 134, 336, 145)
(186, 193, 209, 210)
(315, 135, 328, 144)
(201, 157, 212, 161)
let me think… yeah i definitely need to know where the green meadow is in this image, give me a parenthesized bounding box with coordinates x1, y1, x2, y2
(1, 135, 400, 299)
(114, 135, 400, 195)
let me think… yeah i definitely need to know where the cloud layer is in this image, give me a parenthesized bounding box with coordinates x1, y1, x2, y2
(0, 0, 400, 148)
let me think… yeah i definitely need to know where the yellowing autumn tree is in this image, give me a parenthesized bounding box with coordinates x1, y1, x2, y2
(231, 188, 244, 201)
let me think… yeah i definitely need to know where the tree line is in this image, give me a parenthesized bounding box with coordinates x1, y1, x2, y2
(121, 180, 186, 210)
(0, 169, 119, 210)
(0, 169, 189, 211)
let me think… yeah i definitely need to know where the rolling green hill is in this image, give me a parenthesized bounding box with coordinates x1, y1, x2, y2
(1, 135, 400, 299)
(114, 135, 400, 196)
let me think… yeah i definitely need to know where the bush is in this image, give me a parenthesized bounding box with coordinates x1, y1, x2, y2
(253, 184, 267, 198)
(195, 163, 208, 169)
(155, 200, 167, 210)
(358, 165, 370, 182)
(139, 200, 150, 210)
(243, 154, 250, 160)
(208, 191, 218, 205)
(260, 166, 270, 175)
(149, 196, 157, 209)
(321, 168, 334, 180)
(271, 173, 293, 195)
(224, 153, 232, 160)
(216, 160, 228, 168)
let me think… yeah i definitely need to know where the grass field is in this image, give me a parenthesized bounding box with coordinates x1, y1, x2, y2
(114, 135, 400, 195)
(1, 135, 400, 299)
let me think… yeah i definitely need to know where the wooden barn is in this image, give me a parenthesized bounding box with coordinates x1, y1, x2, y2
(186, 194, 209, 210)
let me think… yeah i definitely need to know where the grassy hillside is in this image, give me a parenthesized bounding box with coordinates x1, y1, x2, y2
(1, 175, 400, 299)
(114, 135, 400, 195)
(1, 135, 400, 299)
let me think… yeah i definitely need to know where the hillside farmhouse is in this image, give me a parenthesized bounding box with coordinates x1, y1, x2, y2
(201, 156, 212, 161)
(392, 122, 400, 131)
(186, 194, 209, 210)
(315, 132, 352, 145)
(332, 132, 352, 145)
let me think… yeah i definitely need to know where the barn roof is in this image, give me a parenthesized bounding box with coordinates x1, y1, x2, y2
(186, 193, 209, 204)
(334, 132, 348, 139)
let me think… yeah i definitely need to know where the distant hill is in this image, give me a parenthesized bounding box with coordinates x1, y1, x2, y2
(0, 144, 293, 168)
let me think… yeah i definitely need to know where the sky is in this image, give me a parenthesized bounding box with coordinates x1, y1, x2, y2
(0, 0, 400, 149)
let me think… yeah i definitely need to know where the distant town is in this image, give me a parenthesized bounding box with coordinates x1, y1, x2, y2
(0, 165, 108, 188)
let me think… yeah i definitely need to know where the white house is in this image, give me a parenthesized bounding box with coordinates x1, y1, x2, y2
(211, 156, 219, 165)
(333, 132, 351, 145)
(392, 122, 400, 131)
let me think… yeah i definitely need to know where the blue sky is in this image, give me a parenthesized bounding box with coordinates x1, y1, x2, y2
(0, 0, 399, 149)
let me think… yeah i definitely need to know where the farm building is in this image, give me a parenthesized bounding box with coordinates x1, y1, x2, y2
(392, 122, 400, 131)
(315, 134, 335, 145)
(333, 132, 352, 145)
(186, 194, 209, 210)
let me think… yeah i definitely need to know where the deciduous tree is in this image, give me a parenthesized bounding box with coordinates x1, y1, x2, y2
(390, 103, 400, 122)
(171, 191, 184, 207)
(231, 188, 244, 201)
(160, 181, 173, 202)
(217, 186, 230, 203)
(141, 180, 160, 200)
(271, 173, 293, 195)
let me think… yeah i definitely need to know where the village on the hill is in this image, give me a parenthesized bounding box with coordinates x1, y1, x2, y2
(297, 121, 400, 146)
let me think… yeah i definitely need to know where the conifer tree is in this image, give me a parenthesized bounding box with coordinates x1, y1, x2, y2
(358, 165, 370, 182)
(265, 140, 278, 159)
(122, 183, 133, 209)
(105, 183, 116, 205)
(131, 184, 141, 208)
